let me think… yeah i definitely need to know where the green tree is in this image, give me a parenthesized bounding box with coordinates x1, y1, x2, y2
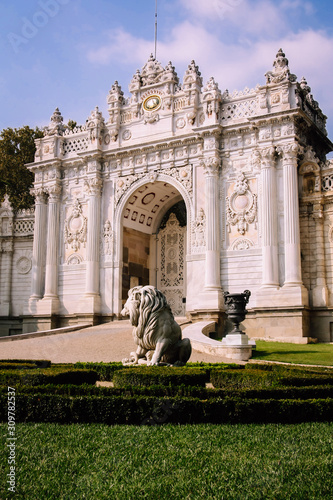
(0, 126, 43, 210)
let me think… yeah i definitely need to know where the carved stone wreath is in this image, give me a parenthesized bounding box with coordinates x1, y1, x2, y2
(64, 198, 87, 252)
(226, 173, 257, 235)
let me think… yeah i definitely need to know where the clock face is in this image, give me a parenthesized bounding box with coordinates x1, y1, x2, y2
(143, 95, 161, 112)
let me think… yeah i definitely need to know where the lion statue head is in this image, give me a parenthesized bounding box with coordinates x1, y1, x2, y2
(121, 285, 191, 366)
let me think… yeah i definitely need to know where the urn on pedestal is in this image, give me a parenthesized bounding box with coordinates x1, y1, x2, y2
(223, 290, 251, 334)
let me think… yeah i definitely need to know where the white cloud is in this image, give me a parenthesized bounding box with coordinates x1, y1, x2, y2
(180, 0, 292, 37)
(86, 29, 153, 66)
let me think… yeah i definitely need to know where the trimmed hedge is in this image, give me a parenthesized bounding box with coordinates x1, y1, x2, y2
(1, 383, 333, 401)
(0, 363, 40, 370)
(246, 362, 333, 374)
(113, 366, 207, 388)
(0, 368, 98, 386)
(210, 369, 275, 389)
(0, 359, 51, 368)
(74, 362, 124, 381)
(0, 392, 332, 424)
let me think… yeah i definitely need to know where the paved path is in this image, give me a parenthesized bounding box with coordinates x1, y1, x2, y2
(0, 321, 232, 364)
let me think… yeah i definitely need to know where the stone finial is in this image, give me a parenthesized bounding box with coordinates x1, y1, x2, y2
(45, 107, 65, 136)
(183, 60, 202, 87)
(163, 61, 179, 84)
(107, 81, 124, 104)
(300, 76, 311, 94)
(140, 54, 164, 86)
(129, 70, 142, 92)
(265, 48, 297, 85)
(203, 77, 220, 92)
(87, 106, 105, 126)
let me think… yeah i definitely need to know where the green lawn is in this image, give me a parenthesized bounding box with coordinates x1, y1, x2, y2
(252, 340, 333, 366)
(1, 422, 332, 499)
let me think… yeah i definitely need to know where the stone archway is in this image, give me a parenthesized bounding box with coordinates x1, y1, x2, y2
(115, 177, 192, 316)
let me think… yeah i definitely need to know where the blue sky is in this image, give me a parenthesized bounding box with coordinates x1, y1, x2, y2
(1, 0, 333, 140)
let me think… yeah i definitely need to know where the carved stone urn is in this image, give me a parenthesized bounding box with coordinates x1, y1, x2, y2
(223, 290, 251, 334)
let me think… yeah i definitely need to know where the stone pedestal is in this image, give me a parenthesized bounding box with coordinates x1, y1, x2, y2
(222, 333, 253, 361)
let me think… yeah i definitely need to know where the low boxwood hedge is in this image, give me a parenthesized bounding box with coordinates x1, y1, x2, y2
(74, 362, 124, 381)
(0, 368, 98, 386)
(0, 392, 332, 425)
(113, 366, 207, 388)
(210, 369, 275, 389)
(0, 359, 51, 368)
(1, 383, 333, 401)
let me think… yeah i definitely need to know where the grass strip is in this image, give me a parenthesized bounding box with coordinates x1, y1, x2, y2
(0, 422, 332, 499)
(252, 340, 333, 366)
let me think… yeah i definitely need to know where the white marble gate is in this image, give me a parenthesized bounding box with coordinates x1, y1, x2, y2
(157, 213, 186, 316)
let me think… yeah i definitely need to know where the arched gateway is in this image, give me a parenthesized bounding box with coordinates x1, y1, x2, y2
(2, 50, 333, 343)
(114, 176, 192, 317)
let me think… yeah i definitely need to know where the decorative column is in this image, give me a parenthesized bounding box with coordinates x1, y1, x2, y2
(197, 156, 223, 311)
(279, 143, 308, 305)
(0, 240, 13, 316)
(312, 201, 328, 306)
(41, 184, 61, 312)
(0, 195, 14, 316)
(203, 157, 221, 290)
(82, 176, 103, 312)
(260, 147, 279, 287)
(29, 189, 47, 300)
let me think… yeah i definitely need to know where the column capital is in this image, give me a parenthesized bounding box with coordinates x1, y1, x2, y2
(277, 142, 303, 162)
(200, 156, 220, 176)
(46, 184, 62, 202)
(84, 176, 103, 196)
(30, 187, 47, 204)
(259, 146, 276, 168)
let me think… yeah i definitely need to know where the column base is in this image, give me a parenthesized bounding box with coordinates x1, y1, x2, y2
(198, 288, 224, 310)
(312, 285, 329, 307)
(0, 303, 10, 316)
(256, 284, 309, 307)
(243, 306, 311, 343)
(31, 296, 60, 315)
(77, 294, 101, 315)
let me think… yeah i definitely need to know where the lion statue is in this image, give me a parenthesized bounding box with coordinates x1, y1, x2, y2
(121, 285, 191, 366)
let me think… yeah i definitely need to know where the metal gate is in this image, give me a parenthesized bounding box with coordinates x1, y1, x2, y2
(157, 213, 186, 316)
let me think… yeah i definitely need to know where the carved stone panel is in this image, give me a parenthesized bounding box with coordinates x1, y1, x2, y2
(226, 173, 258, 249)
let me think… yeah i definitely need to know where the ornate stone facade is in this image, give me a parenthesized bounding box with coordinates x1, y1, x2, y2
(1, 49, 333, 342)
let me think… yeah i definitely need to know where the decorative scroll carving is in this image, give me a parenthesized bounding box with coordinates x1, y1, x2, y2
(226, 173, 257, 235)
(64, 198, 87, 252)
(230, 237, 254, 251)
(192, 208, 206, 253)
(102, 220, 114, 256)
